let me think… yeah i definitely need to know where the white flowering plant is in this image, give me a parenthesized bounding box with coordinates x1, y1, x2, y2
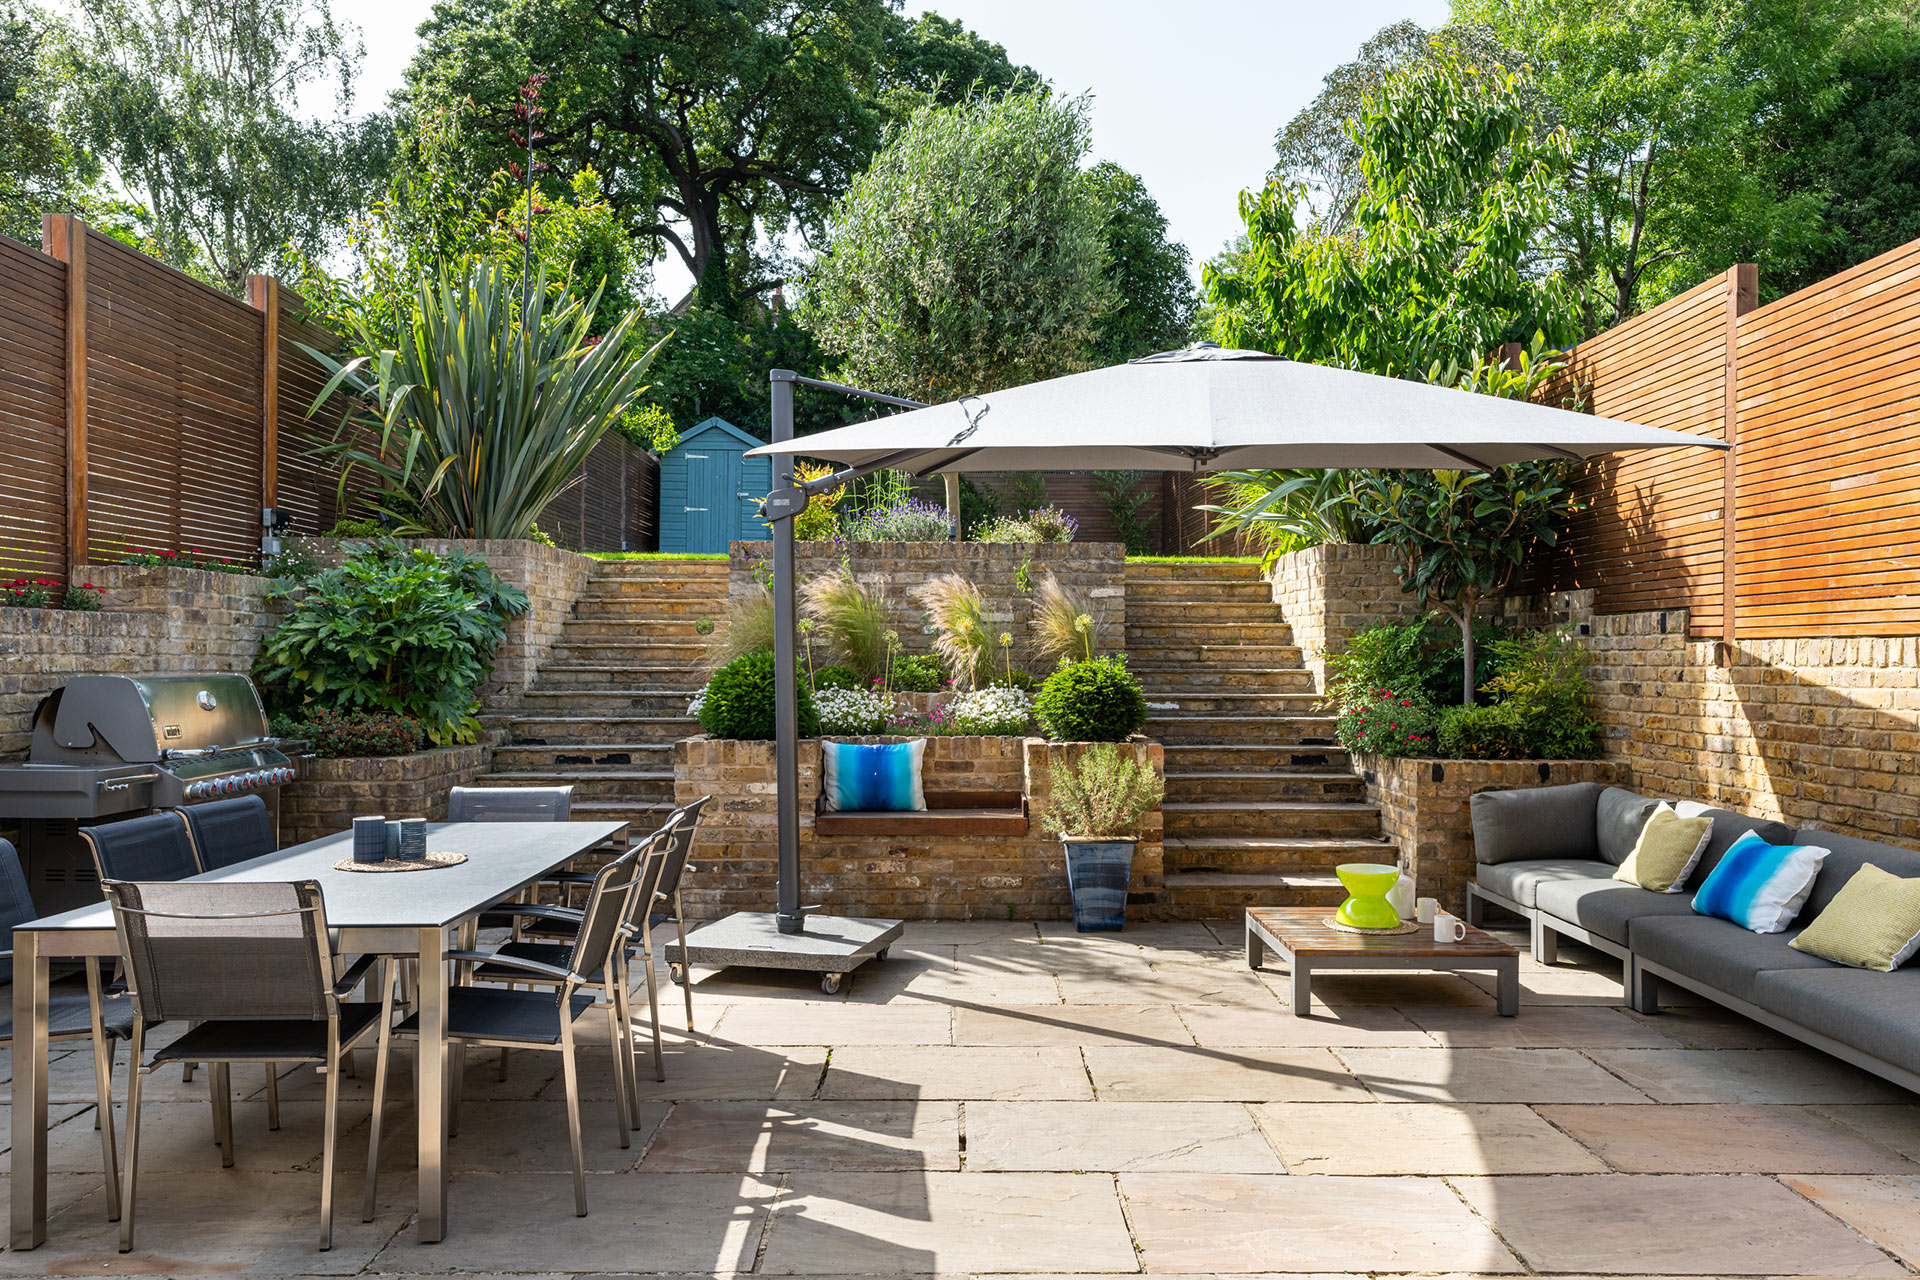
(815, 684, 891, 735)
(948, 685, 1034, 735)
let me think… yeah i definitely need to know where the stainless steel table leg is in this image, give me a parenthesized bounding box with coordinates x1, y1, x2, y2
(416, 927, 448, 1243)
(84, 957, 121, 1222)
(1497, 959, 1520, 1017)
(11, 932, 49, 1249)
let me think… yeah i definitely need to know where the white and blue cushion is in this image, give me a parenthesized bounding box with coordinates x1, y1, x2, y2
(820, 739, 927, 813)
(1691, 829, 1829, 933)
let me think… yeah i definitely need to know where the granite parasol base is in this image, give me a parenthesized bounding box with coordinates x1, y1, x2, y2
(665, 911, 905, 994)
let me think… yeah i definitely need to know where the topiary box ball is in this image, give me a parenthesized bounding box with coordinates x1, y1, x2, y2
(698, 651, 820, 740)
(1034, 656, 1147, 742)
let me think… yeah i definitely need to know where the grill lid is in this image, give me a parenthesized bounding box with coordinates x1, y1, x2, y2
(31, 675, 272, 765)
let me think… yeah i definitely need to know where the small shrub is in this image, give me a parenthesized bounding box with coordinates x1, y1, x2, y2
(843, 498, 953, 542)
(948, 685, 1033, 735)
(1035, 656, 1147, 742)
(974, 506, 1078, 544)
(1484, 626, 1603, 758)
(263, 535, 322, 582)
(793, 461, 847, 541)
(324, 517, 386, 538)
(1324, 614, 1509, 711)
(815, 685, 891, 735)
(526, 522, 558, 548)
(2, 578, 57, 608)
(117, 545, 252, 574)
(291, 707, 426, 758)
(988, 668, 1039, 693)
(61, 583, 103, 612)
(885, 702, 964, 736)
(697, 651, 819, 740)
(812, 664, 864, 691)
(890, 653, 947, 692)
(1437, 703, 1531, 760)
(1035, 743, 1164, 839)
(1333, 689, 1437, 758)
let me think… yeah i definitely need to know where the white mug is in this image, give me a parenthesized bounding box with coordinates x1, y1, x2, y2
(1416, 897, 1440, 925)
(1433, 911, 1467, 944)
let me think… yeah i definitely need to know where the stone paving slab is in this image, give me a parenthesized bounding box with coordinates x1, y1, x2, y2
(819, 1046, 1093, 1101)
(758, 1171, 1137, 1274)
(350, 1098, 670, 1174)
(639, 1101, 961, 1171)
(1399, 1004, 1680, 1048)
(1083, 1046, 1371, 1102)
(1539, 1102, 1920, 1173)
(716, 1002, 954, 1046)
(1252, 1102, 1606, 1175)
(1455, 1173, 1908, 1275)
(1175, 1004, 1434, 1049)
(1055, 960, 1281, 1007)
(953, 1003, 1191, 1047)
(1818, 1104, 1920, 1163)
(1586, 1047, 1912, 1104)
(1265, 970, 1496, 1008)
(1784, 1173, 1920, 1267)
(1336, 1047, 1652, 1103)
(965, 1101, 1284, 1172)
(1619, 1003, 1800, 1049)
(623, 1043, 827, 1102)
(1119, 1171, 1522, 1273)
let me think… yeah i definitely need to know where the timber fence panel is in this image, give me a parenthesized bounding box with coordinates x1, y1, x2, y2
(0, 234, 69, 582)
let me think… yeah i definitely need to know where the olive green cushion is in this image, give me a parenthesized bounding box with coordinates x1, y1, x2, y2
(1613, 804, 1713, 893)
(1790, 864, 1920, 972)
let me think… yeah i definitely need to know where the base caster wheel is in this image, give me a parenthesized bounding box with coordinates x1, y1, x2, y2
(874, 947, 889, 962)
(820, 971, 846, 995)
(668, 963, 688, 986)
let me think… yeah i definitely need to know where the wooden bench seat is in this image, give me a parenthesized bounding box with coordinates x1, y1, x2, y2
(813, 790, 1030, 837)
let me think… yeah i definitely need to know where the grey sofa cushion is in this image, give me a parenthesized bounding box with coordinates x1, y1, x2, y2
(1477, 858, 1617, 910)
(1597, 787, 1659, 865)
(1751, 967, 1920, 1070)
(1670, 802, 1795, 882)
(1470, 783, 1603, 864)
(1534, 877, 1697, 945)
(1793, 829, 1920, 918)
(1628, 915, 1834, 1003)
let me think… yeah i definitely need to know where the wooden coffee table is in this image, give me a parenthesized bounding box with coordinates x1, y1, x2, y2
(1245, 907, 1520, 1016)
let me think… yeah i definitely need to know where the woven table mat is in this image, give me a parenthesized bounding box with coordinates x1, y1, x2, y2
(332, 851, 469, 873)
(1323, 917, 1422, 936)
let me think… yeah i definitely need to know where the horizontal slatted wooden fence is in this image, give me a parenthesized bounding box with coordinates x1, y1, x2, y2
(1540, 237, 1920, 640)
(537, 433, 661, 552)
(0, 233, 68, 581)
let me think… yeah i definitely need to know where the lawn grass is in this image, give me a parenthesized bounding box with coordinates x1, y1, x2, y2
(586, 551, 729, 561)
(1125, 554, 1262, 564)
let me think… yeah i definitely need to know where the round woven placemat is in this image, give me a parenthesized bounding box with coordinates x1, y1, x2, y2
(1323, 916, 1422, 936)
(332, 851, 469, 873)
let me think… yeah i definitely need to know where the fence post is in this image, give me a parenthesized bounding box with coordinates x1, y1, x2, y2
(1718, 263, 1759, 667)
(44, 214, 87, 570)
(248, 276, 280, 517)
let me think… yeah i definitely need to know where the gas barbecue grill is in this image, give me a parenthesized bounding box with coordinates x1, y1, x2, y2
(0, 674, 307, 911)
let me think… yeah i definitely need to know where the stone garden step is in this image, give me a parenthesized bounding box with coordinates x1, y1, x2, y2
(1138, 692, 1323, 716)
(1165, 834, 1392, 874)
(507, 714, 698, 744)
(1125, 620, 1296, 645)
(480, 768, 674, 800)
(1163, 770, 1366, 803)
(1162, 800, 1383, 838)
(584, 559, 729, 579)
(1124, 578, 1275, 603)
(1161, 743, 1353, 772)
(560, 618, 709, 641)
(1144, 714, 1341, 746)
(574, 596, 727, 619)
(1161, 870, 1348, 916)
(530, 663, 706, 691)
(1123, 600, 1286, 624)
(1124, 642, 1304, 667)
(490, 742, 675, 772)
(1122, 560, 1265, 582)
(1129, 665, 1318, 692)
(569, 797, 678, 831)
(519, 689, 698, 716)
(546, 640, 711, 664)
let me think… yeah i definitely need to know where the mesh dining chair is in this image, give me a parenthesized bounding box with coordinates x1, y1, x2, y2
(374, 849, 645, 1219)
(101, 878, 391, 1252)
(178, 795, 276, 871)
(651, 795, 711, 1032)
(446, 785, 573, 823)
(0, 838, 132, 1222)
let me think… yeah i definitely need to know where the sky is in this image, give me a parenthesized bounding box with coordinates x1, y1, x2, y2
(330, 0, 1451, 300)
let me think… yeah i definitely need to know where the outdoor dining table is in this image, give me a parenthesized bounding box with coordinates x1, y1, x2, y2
(7, 818, 629, 1250)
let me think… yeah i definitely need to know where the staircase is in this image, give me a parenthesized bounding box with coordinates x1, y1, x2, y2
(477, 559, 728, 834)
(1126, 561, 1397, 918)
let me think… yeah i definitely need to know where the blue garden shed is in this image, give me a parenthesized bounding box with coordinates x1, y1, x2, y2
(657, 417, 773, 553)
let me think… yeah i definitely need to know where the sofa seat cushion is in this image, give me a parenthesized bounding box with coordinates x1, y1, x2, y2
(1477, 859, 1617, 910)
(1534, 877, 1698, 945)
(1628, 915, 1834, 1003)
(1751, 966, 1920, 1070)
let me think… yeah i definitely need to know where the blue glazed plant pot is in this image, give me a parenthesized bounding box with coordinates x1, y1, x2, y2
(1062, 837, 1136, 932)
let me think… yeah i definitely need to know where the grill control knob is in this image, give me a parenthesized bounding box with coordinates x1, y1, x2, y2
(184, 783, 202, 800)
(219, 777, 238, 795)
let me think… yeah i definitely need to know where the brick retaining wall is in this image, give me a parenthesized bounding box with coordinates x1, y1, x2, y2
(674, 734, 1163, 920)
(280, 744, 492, 846)
(1266, 544, 1420, 693)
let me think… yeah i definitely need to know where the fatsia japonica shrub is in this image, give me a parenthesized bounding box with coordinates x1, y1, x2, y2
(256, 540, 528, 745)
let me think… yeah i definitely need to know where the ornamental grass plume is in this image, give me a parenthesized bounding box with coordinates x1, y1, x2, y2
(802, 569, 891, 682)
(911, 573, 994, 690)
(712, 578, 776, 667)
(1030, 572, 1102, 665)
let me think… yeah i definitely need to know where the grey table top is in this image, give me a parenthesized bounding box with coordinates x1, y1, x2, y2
(19, 821, 628, 934)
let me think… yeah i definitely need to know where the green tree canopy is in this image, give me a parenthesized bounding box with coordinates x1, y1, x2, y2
(1084, 161, 1198, 364)
(793, 90, 1113, 401)
(402, 0, 1033, 309)
(1205, 48, 1575, 377)
(0, 3, 99, 243)
(66, 0, 392, 292)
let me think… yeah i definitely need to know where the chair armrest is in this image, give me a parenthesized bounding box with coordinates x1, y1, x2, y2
(490, 903, 585, 925)
(446, 949, 578, 984)
(333, 952, 380, 1000)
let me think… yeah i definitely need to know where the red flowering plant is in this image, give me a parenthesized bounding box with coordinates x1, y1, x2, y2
(1333, 687, 1438, 759)
(62, 583, 104, 611)
(1, 577, 57, 608)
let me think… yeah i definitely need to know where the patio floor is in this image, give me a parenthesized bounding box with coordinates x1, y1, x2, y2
(5, 918, 1920, 1276)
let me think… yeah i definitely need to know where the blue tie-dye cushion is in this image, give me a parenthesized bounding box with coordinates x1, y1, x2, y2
(1692, 829, 1829, 933)
(820, 739, 927, 813)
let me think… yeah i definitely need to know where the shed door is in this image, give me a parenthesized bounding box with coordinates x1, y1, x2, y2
(683, 449, 738, 553)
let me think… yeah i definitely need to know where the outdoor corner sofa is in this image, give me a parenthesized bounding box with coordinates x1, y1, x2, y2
(1467, 781, 1920, 1095)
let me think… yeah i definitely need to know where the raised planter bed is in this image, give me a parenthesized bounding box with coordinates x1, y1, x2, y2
(280, 744, 491, 846)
